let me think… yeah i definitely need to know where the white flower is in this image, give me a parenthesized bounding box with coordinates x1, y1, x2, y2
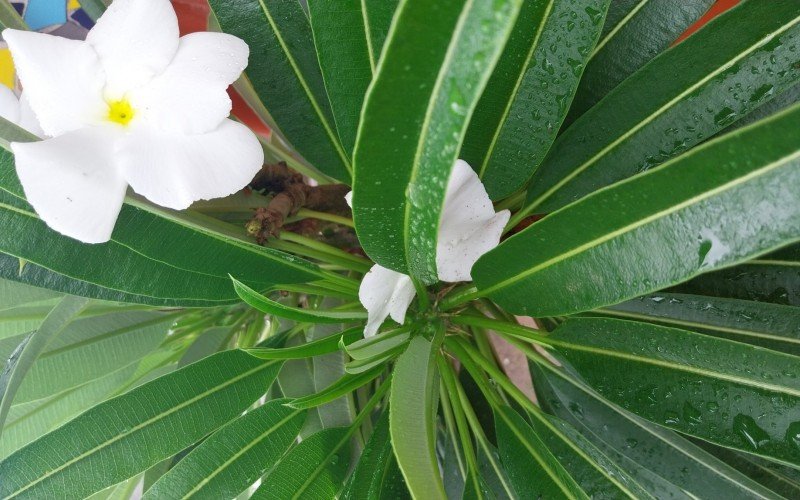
(0, 86, 44, 136)
(3, 0, 263, 244)
(352, 159, 510, 336)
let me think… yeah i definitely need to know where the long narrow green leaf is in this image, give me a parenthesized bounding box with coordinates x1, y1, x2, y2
(288, 365, 383, 409)
(566, 0, 714, 124)
(361, 0, 399, 64)
(0, 296, 87, 434)
(0, 279, 59, 311)
(246, 325, 363, 360)
(494, 405, 587, 499)
(78, 0, 108, 22)
(461, 0, 609, 200)
(530, 356, 779, 499)
(547, 317, 800, 468)
(144, 400, 305, 499)
(11, 311, 172, 404)
(254, 427, 352, 499)
(676, 260, 800, 307)
(232, 278, 367, 323)
(523, 0, 800, 213)
(475, 102, 800, 317)
(307, 0, 373, 155)
(352, 0, 522, 280)
(342, 409, 409, 499)
(390, 333, 446, 499)
(596, 293, 800, 356)
(0, 350, 282, 499)
(0, 364, 135, 460)
(0, 1, 26, 30)
(209, 0, 351, 181)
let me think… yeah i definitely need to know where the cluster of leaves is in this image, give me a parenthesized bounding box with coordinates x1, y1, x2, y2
(1, 0, 800, 498)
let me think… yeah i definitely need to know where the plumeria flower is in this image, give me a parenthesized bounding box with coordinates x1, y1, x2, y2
(3, 0, 263, 244)
(351, 159, 510, 337)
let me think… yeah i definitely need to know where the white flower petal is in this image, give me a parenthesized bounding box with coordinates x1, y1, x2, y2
(130, 32, 248, 134)
(18, 92, 44, 137)
(436, 159, 510, 282)
(12, 127, 127, 244)
(344, 191, 353, 208)
(360, 264, 416, 338)
(118, 119, 264, 210)
(85, 0, 179, 98)
(3, 29, 106, 136)
(0, 85, 20, 124)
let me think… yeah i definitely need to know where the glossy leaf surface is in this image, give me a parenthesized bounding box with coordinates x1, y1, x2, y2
(525, 0, 800, 212)
(352, 0, 522, 280)
(475, 104, 800, 317)
(566, 0, 714, 123)
(391, 334, 445, 499)
(462, 0, 609, 199)
(548, 317, 800, 468)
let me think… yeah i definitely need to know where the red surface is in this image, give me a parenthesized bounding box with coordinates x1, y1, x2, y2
(675, 0, 740, 44)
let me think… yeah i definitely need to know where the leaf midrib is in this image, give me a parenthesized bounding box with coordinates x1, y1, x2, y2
(527, 14, 800, 211)
(483, 147, 800, 296)
(589, 0, 650, 59)
(179, 408, 301, 499)
(477, 0, 554, 179)
(256, 0, 352, 177)
(547, 338, 800, 398)
(4, 359, 278, 498)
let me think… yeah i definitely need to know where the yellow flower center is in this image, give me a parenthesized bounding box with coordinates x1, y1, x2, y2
(107, 99, 134, 126)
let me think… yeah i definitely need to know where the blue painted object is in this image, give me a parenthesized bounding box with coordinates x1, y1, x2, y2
(24, 0, 67, 30)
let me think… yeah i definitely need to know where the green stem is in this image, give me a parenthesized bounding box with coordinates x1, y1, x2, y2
(292, 208, 355, 228)
(275, 283, 357, 299)
(449, 315, 550, 347)
(412, 277, 431, 312)
(280, 232, 371, 272)
(439, 285, 482, 311)
(438, 378, 467, 480)
(494, 189, 526, 212)
(445, 338, 503, 407)
(439, 359, 481, 488)
(270, 239, 367, 273)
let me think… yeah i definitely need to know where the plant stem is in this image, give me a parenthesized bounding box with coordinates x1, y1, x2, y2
(280, 232, 371, 272)
(439, 359, 481, 490)
(292, 208, 355, 228)
(438, 379, 467, 480)
(439, 285, 482, 311)
(449, 314, 550, 347)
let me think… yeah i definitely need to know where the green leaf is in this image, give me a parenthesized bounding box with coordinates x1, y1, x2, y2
(461, 0, 610, 200)
(78, 0, 108, 21)
(344, 326, 410, 360)
(0, 1, 26, 30)
(254, 427, 352, 499)
(144, 399, 305, 499)
(547, 317, 800, 468)
(390, 333, 446, 499)
(692, 439, 800, 499)
(307, 0, 373, 154)
(475, 103, 800, 317)
(288, 365, 383, 409)
(0, 296, 87, 434)
(352, 0, 522, 280)
(0, 279, 59, 311)
(530, 357, 778, 499)
(342, 409, 409, 500)
(494, 405, 587, 499)
(0, 350, 282, 499)
(0, 143, 321, 306)
(246, 325, 363, 359)
(676, 260, 800, 306)
(0, 364, 136, 460)
(11, 311, 172, 404)
(523, 0, 800, 213)
(362, 0, 400, 63)
(209, 0, 352, 181)
(233, 278, 367, 323)
(566, 0, 714, 124)
(596, 293, 800, 356)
